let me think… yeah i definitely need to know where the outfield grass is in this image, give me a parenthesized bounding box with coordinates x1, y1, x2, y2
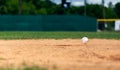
(0, 31, 119, 39)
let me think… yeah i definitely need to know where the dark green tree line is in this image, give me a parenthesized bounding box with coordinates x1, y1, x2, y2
(115, 2, 120, 18)
(0, 0, 119, 19)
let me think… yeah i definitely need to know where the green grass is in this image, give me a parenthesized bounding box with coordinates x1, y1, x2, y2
(0, 65, 47, 70)
(0, 31, 119, 39)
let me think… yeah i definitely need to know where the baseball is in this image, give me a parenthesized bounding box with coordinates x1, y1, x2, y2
(82, 37, 89, 43)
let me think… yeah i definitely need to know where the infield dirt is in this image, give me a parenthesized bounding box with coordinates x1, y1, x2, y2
(0, 39, 120, 70)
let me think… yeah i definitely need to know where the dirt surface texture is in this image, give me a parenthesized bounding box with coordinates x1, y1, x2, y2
(0, 39, 120, 70)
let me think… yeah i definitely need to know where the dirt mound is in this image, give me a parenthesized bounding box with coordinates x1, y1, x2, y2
(0, 39, 119, 70)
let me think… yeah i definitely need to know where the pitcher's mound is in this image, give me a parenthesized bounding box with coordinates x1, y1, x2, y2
(0, 39, 119, 70)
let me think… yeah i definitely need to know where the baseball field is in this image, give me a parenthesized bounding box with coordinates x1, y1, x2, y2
(0, 31, 120, 70)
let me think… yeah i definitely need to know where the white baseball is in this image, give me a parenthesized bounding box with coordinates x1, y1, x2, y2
(82, 37, 89, 43)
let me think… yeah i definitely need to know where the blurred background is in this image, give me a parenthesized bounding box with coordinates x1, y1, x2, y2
(0, 0, 120, 31)
(0, 0, 119, 17)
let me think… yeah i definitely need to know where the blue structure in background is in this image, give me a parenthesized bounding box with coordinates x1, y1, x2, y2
(0, 15, 97, 32)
